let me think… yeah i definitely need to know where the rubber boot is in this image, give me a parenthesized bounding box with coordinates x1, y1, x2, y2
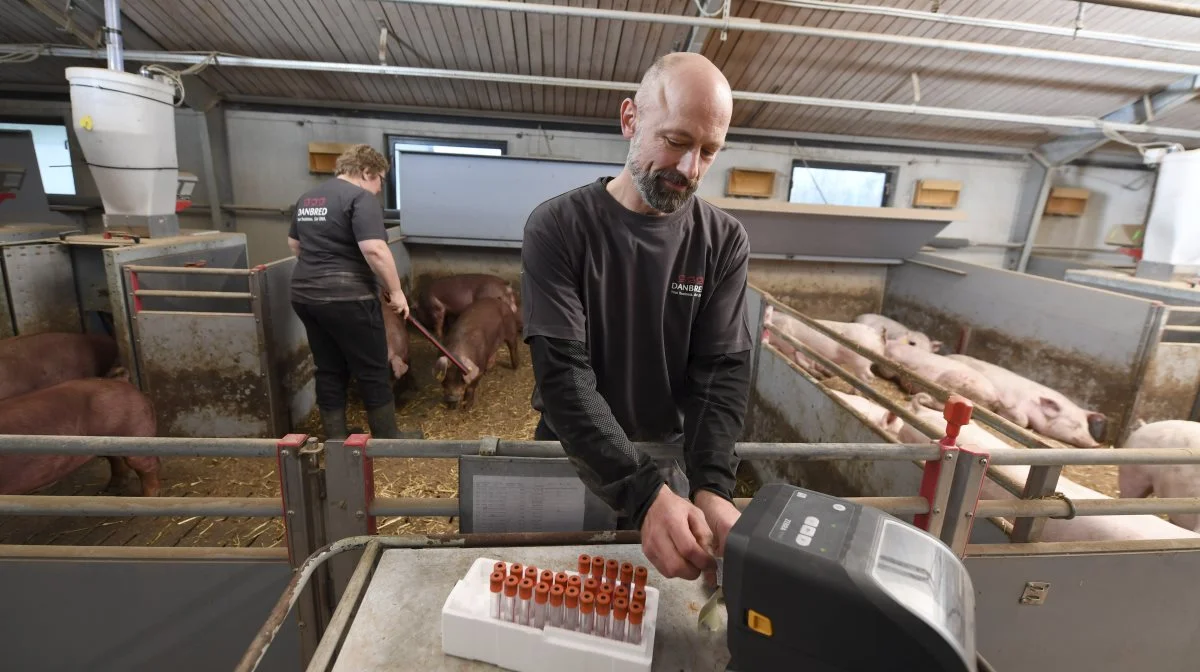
(365, 401, 400, 439)
(320, 407, 349, 440)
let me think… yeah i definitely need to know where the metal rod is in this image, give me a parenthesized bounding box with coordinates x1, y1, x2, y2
(988, 447, 1200, 466)
(1163, 325, 1200, 333)
(761, 0, 1200, 54)
(103, 0, 122, 71)
(364, 438, 942, 462)
(975, 496, 1200, 518)
(133, 289, 253, 299)
(0, 495, 281, 517)
(0, 435, 279, 457)
(379, 0, 1200, 78)
(124, 265, 253, 276)
(371, 497, 459, 517)
(1065, 0, 1200, 19)
(965, 537, 1200, 556)
(6, 44, 1200, 141)
(0, 544, 287, 560)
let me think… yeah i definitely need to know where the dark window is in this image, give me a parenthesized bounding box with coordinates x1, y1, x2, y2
(0, 121, 76, 195)
(788, 160, 895, 207)
(386, 135, 507, 209)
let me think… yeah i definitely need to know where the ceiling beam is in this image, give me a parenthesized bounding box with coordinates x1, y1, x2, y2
(1035, 75, 1200, 165)
(1068, 0, 1200, 19)
(107, 6, 223, 111)
(8, 45, 1200, 142)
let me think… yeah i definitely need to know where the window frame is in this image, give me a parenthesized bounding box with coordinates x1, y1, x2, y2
(384, 134, 509, 210)
(786, 159, 898, 208)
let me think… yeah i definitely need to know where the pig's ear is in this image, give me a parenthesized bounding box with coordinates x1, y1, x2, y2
(433, 356, 448, 381)
(462, 358, 480, 384)
(931, 340, 944, 353)
(1038, 396, 1062, 417)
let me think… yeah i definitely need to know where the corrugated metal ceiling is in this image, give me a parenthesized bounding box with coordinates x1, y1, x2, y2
(3, 0, 1199, 149)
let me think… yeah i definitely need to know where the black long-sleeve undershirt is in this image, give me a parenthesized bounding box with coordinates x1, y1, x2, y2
(530, 335, 751, 528)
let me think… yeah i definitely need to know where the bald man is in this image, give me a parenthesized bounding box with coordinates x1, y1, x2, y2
(520, 53, 752, 581)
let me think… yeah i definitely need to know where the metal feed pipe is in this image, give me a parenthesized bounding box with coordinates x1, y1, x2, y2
(762, 0, 1200, 54)
(6, 43, 1200, 141)
(381, 0, 1200, 77)
(103, 0, 122, 71)
(1068, 0, 1200, 20)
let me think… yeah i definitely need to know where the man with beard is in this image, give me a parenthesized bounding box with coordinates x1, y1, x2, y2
(520, 52, 752, 583)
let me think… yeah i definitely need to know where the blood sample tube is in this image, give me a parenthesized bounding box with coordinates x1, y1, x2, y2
(634, 565, 648, 591)
(524, 566, 539, 583)
(534, 582, 550, 629)
(580, 591, 595, 635)
(567, 574, 582, 591)
(612, 596, 628, 642)
(628, 601, 644, 645)
(605, 559, 619, 587)
(577, 553, 591, 575)
(619, 562, 634, 589)
(615, 585, 629, 603)
(518, 578, 534, 626)
(540, 570, 554, 588)
(595, 593, 611, 638)
(509, 563, 524, 580)
(490, 571, 505, 620)
(549, 584, 565, 628)
(632, 587, 647, 610)
(564, 586, 580, 631)
(493, 561, 508, 577)
(599, 582, 614, 601)
(503, 575, 519, 622)
(554, 572, 569, 588)
(590, 556, 605, 581)
(584, 577, 600, 596)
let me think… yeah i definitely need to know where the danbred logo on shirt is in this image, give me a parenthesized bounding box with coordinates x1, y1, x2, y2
(670, 273, 705, 298)
(296, 196, 329, 220)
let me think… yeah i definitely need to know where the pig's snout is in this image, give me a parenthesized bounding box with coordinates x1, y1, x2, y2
(1088, 413, 1108, 443)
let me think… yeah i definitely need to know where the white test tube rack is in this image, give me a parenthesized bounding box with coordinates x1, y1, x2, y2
(441, 557, 660, 672)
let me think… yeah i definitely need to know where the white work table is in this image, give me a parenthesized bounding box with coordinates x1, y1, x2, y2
(327, 544, 732, 671)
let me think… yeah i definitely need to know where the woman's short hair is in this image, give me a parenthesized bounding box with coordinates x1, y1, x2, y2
(334, 144, 390, 178)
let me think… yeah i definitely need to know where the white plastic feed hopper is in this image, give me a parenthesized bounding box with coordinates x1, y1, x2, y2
(65, 66, 180, 237)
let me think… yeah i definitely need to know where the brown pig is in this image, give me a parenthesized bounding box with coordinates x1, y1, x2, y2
(433, 297, 520, 409)
(0, 332, 120, 403)
(0, 377, 161, 497)
(413, 273, 519, 338)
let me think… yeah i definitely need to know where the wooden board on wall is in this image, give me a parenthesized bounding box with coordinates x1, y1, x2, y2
(726, 168, 776, 198)
(308, 142, 354, 174)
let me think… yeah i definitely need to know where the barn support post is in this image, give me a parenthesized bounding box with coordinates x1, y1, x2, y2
(940, 446, 991, 556)
(322, 434, 375, 603)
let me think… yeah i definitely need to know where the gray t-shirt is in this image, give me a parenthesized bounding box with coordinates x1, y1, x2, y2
(521, 177, 753, 441)
(288, 178, 387, 304)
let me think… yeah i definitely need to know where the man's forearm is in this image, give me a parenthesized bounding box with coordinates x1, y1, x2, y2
(682, 349, 752, 502)
(529, 336, 665, 526)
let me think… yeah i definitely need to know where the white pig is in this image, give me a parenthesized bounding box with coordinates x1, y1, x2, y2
(947, 354, 1106, 448)
(829, 390, 902, 435)
(854, 313, 943, 353)
(1118, 420, 1200, 533)
(762, 305, 885, 383)
(898, 396, 1199, 542)
(882, 341, 1002, 412)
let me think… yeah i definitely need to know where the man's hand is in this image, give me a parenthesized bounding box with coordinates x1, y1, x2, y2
(640, 484, 717, 580)
(384, 289, 410, 320)
(693, 490, 741, 588)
